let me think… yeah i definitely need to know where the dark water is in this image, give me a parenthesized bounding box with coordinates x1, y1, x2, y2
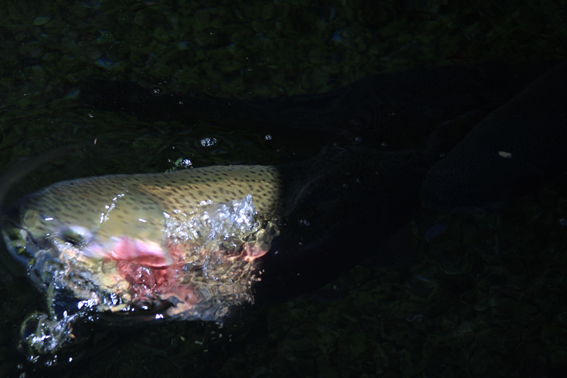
(1, 1, 567, 377)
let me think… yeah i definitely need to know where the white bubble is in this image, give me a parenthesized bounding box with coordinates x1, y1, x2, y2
(201, 137, 218, 147)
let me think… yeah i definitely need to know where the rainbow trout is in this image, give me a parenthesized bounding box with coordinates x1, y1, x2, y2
(7, 164, 284, 321)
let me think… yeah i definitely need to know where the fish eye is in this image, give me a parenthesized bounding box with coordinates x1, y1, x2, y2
(57, 226, 91, 247)
(61, 231, 82, 245)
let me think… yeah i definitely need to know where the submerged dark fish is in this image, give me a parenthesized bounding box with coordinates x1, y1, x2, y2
(421, 60, 567, 213)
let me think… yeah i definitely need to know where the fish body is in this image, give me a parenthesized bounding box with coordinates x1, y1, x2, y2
(9, 165, 283, 321)
(18, 165, 282, 260)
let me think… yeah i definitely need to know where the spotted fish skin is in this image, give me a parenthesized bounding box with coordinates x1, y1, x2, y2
(17, 165, 283, 263)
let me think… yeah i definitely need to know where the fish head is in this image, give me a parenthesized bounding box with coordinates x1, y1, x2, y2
(7, 175, 170, 268)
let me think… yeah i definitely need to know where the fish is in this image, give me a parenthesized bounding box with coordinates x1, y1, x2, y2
(8, 164, 283, 319)
(421, 60, 567, 213)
